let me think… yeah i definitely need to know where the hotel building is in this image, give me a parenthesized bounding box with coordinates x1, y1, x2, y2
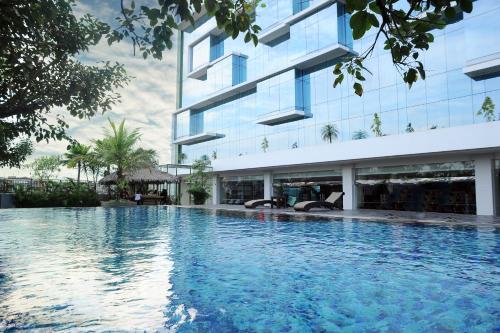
(173, 0, 500, 215)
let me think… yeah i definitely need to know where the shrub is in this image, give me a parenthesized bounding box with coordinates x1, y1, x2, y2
(14, 181, 99, 208)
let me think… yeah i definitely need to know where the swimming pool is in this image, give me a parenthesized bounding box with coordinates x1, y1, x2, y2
(0, 207, 498, 332)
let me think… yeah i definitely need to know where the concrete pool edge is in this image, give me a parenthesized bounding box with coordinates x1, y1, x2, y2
(173, 204, 500, 227)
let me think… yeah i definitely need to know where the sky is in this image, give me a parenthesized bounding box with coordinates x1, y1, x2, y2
(0, 0, 177, 178)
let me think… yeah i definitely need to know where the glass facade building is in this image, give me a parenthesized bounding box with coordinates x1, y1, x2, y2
(174, 0, 500, 215)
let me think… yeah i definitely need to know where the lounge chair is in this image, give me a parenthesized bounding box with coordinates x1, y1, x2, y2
(244, 198, 276, 209)
(294, 192, 345, 211)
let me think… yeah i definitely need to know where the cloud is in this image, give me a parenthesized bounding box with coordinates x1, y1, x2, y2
(0, 0, 177, 178)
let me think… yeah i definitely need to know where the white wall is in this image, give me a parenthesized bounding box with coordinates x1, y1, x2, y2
(212, 122, 500, 172)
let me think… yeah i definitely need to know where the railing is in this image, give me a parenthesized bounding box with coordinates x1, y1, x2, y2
(0, 178, 97, 193)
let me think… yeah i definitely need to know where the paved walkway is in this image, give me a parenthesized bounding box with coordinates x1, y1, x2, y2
(176, 204, 500, 227)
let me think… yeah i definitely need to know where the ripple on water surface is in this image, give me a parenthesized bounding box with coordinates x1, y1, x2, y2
(0, 207, 498, 332)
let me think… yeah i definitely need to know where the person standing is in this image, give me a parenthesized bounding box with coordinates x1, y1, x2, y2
(134, 191, 142, 205)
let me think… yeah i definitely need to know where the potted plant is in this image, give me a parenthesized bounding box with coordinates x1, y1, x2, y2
(186, 156, 212, 205)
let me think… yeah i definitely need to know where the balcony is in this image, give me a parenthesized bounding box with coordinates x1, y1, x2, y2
(176, 43, 355, 114)
(463, 53, 500, 80)
(257, 0, 336, 45)
(173, 132, 225, 145)
(256, 109, 312, 126)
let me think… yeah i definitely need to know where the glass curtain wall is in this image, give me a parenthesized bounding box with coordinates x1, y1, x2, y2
(178, 1, 500, 164)
(356, 162, 476, 214)
(220, 175, 264, 204)
(181, 3, 344, 108)
(273, 170, 342, 207)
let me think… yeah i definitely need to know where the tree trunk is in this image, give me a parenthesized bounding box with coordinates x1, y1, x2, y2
(77, 161, 81, 184)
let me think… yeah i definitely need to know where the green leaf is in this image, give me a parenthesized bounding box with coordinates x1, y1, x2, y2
(348, 0, 368, 11)
(459, 0, 473, 13)
(353, 82, 363, 96)
(367, 13, 379, 28)
(350, 11, 370, 40)
(444, 7, 455, 20)
(333, 73, 344, 88)
(368, 1, 381, 14)
(252, 34, 258, 46)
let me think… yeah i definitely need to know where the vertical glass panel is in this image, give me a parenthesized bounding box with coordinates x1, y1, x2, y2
(190, 111, 204, 135)
(449, 95, 473, 127)
(426, 101, 450, 129)
(464, 5, 500, 62)
(210, 35, 224, 61)
(175, 111, 190, 139)
(406, 104, 427, 131)
(191, 37, 210, 70)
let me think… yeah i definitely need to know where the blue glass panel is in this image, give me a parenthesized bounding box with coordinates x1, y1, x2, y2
(449, 96, 473, 127)
(464, 5, 500, 62)
(426, 101, 450, 129)
(210, 35, 224, 61)
(190, 111, 204, 135)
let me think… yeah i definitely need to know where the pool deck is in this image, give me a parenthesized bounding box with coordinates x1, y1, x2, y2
(176, 204, 500, 227)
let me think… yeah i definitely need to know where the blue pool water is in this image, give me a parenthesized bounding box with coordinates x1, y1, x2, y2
(0, 207, 498, 332)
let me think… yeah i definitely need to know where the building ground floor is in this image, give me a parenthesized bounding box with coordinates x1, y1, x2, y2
(205, 123, 500, 216)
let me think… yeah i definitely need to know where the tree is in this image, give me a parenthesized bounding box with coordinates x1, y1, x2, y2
(110, 0, 473, 96)
(352, 130, 368, 140)
(371, 113, 383, 137)
(211, 150, 217, 160)
(63, 143, 91, 184)
(94, 119, 157, 183)
(30, 155, 61, 181)
(186, 157, 212, 204)
(333, 0, 474, 96)
(85, 151, 106, 189)
(406, 123, 415, 133)
(178, 152, 187, 164)
(261, 137, 269, 152)
(1, 0, 129, 168)
(321, 124, 339, 143)
(477, 96, 496, 122)
(0, 133, 33, 168)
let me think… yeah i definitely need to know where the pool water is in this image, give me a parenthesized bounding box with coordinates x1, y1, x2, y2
(0, 207, 498, 332)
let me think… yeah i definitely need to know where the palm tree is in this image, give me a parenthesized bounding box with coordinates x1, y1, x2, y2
(352, 130, 368, 140)
(94, 119, 157, 183)
(321, 124, 339, 143)
(63, 143, 90, 184)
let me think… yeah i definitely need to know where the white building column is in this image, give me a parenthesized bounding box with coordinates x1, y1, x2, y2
(212, 175, 220, 205)
(342, 165, 357, 210)
(475, 156, 496, 216)
(263, 172, 273, 200)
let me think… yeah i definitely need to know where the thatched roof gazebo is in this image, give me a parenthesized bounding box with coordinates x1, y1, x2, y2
(99, 167, 180, 186)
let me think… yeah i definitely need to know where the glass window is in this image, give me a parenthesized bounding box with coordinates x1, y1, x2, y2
(175, 111, 190, 139)
(464, 6, 500, 62)
(356, 161, 476, 214)
(220, 175, 264, 204)
(210, 35, 224, 61)
(191, 37, 210, 70)
(190, 111, 204, 135)
(273, 170, 342, 206)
